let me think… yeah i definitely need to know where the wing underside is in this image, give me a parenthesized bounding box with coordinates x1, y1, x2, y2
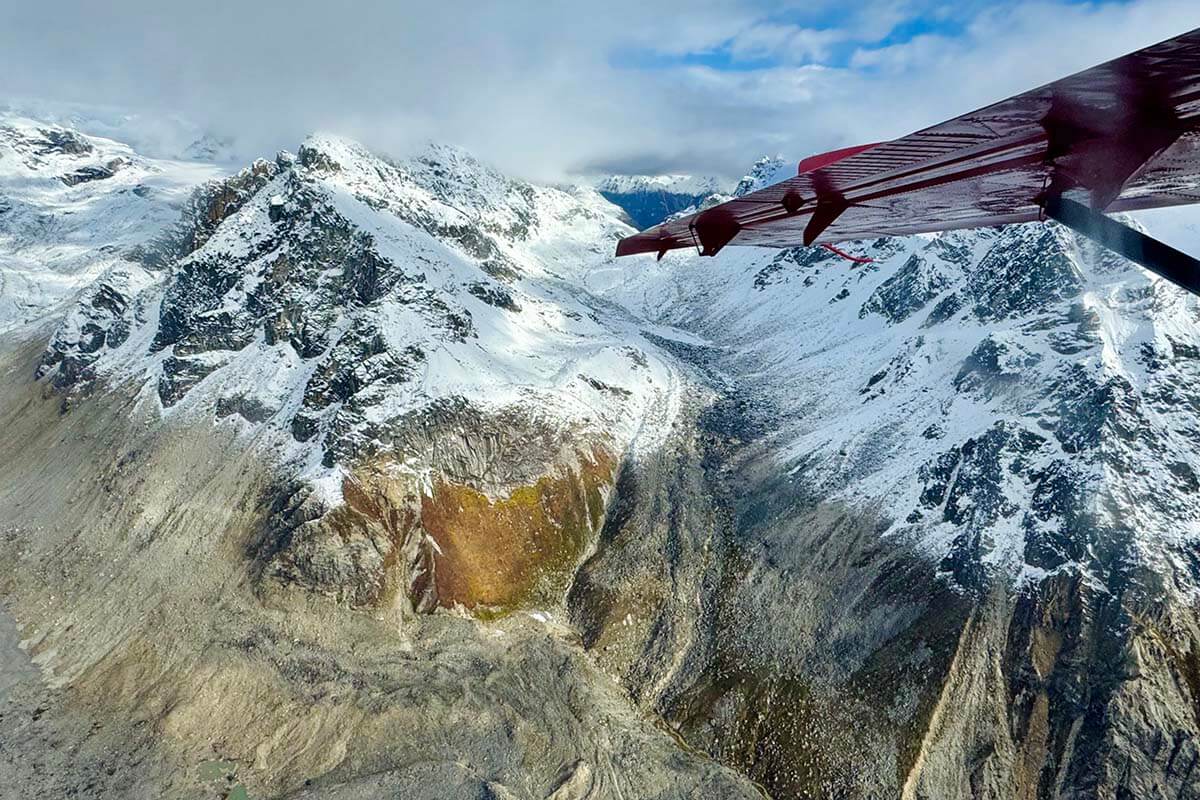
(617, 28, 1200, 258)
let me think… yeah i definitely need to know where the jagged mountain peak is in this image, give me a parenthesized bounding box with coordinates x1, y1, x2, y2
(602, 213, 1200, 588)
(36, 125, 672, 499)
(296, 132, 421, 183)
(293, 133, 480, 181)
(594, 173, 725, 196)
(10, 110, 1200, 800)
(402, 142, 539, 229)
(283, 133, 604, 262)
(733, 154, 790, 197)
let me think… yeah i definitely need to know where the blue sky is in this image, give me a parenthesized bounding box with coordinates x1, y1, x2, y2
(610, 6, 976, 71)
(2, 0, 1198, 181)
(611, 0, 1136, 72)
(588, 0, 1198, 178)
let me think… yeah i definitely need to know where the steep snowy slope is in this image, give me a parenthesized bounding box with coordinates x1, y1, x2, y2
(0, 115, 223, 330)
(8, 111, 1200, 800)
(592, 221, 1200, 585)
(0, 120, 766, 799)
(34, 131, 689, 612)
(42, 138, 670, 441)
(574, 178, 1200, 797)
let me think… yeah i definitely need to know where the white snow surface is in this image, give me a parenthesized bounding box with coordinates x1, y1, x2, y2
(280, 135, 680, 456)
(589, 220, 1200, 587)
(592, 173, 728, 197)
(0, 113, 224, 331)
(11, 108, 1200, 591)
(16, 126, 684, 506)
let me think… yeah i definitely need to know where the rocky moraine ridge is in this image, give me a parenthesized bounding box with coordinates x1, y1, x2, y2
(2, 113, 1200, 800)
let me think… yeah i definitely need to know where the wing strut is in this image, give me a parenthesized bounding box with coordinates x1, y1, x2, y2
(1043, 196, 1200, 297)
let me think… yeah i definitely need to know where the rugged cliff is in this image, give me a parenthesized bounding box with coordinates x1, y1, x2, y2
(3, 111, 1200, 800)
(0, 116, 758, 799)
(580, 218, 1200, 799)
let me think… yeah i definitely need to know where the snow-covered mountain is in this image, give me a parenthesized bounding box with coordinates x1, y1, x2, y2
(4, 111, 1200, 800)
(596, 221, 1200, 585)
(731, 154, 792, 197)
(582, 212, 1200, 798)
(595, 157, 794, 231)
(594, 173, 728, 229)
(0, 115, 762, 799)
(42, 136, 675, 438)
(28, 125, 697, 614)
(0, 116, 223, 330)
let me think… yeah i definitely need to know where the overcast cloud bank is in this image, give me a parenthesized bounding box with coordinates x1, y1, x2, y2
(3, 0, 1200, 181)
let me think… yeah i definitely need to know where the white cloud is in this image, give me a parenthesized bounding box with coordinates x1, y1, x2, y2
(1, 0, 1198, 181)
(726, 23, 847, 64)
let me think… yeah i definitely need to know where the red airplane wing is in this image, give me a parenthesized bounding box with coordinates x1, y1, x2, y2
(616, 27, 1200, 259)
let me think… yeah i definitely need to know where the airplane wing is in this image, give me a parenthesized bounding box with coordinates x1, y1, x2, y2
(616, 27, 1200, 264)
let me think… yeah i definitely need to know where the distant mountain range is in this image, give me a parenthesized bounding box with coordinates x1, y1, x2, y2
(595, 156, 799, 230)
(593, 173, 728, 228)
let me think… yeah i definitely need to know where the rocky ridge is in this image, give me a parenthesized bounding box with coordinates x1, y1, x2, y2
(581, 201, 1200, 798)
(4, 111, 1200, 800)
(29, 126, 691, 618)
(0, 117, 757, 798)
(0, 117, 222, 330)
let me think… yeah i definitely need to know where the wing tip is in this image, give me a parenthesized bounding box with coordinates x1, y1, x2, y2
(616, 231, 687, 258)
(615, 236, 649, 257)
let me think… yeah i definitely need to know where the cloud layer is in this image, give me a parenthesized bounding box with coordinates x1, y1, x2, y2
(3, 0, 1200, 180)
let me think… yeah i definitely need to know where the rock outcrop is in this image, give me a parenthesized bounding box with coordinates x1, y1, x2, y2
(581, 204, 1200, 798)
(5, 111, 1200, 800)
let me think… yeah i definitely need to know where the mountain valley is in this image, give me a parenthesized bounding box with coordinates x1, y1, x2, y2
(3, 111, 1200, 800)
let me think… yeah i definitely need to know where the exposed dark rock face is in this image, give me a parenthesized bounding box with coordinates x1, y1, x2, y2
(13, 119, 1200, 800)
(564, 361, 1200, 799)
(60, 164, 115, 186)
(861, 252, 956, 323)
(41, 139, 512, 467)
(37, 128, 93, 156)
(573, 200, 1200, 798)
(292, 323, 424, 424)
(1, 121, 753, 799)
(37, 269, 149, 399)
(467, 281, 520, 311)
(151, 173, 424, 363)
(0, 124, 93, 162)
(173, 158, 281, 256)
(970, 228, 1082, 321)
(754, 246, 838, 290)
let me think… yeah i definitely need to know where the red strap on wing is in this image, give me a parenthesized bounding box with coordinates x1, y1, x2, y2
(820, 243, 874, 264)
